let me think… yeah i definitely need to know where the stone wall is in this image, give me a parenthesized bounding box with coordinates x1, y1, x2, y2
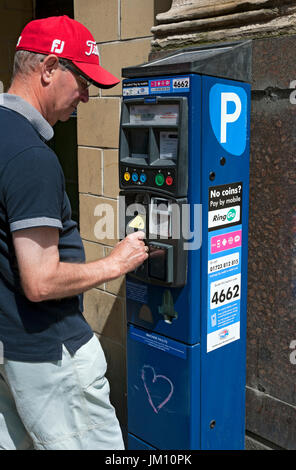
(246, 36, 296, 449)
(152, 0, 296, 50)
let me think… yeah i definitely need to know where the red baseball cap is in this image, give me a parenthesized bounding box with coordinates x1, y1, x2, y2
(16, 15, 120, 89)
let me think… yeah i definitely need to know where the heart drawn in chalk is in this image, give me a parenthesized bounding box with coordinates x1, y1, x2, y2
(141, 365, 174, 414)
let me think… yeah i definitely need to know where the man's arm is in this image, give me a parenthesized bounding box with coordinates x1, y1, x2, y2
(13, 226, 148, 302)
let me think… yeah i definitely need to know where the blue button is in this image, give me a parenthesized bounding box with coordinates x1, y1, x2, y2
(132, 172, 139, 182)
(140, 173, 147, 183)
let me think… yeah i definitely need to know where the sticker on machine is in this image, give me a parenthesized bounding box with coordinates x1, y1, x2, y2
(122, 80, 149, 96)
(207, 322, 240, 352)
(128, 214, 146, 230)
(207, 273, 241, 352)
(208, 252, 240, 275)
(208, 205, 240, 230)
(129, 325, 187, 359)
(148, 76, 190, 94)
(210, 273, 241, 310)
(208, 182, 242, 231)
(210, 229, 242, 254)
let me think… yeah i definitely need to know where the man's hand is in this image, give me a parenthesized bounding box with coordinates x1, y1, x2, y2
(107, 231, 148, 277)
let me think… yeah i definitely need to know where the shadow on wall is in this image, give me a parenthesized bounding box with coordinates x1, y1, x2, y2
(154, 0, 173, 21)
(35, 0, 74, 19)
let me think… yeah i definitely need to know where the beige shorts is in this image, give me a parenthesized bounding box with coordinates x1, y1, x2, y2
(0, 334, 124, 450)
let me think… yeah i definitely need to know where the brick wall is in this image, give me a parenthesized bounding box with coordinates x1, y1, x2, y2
(74, 0, 172, 434)
(0, 0, 33, 91)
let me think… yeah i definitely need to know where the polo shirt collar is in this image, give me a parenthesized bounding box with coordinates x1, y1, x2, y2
(0, 93, 54, 141)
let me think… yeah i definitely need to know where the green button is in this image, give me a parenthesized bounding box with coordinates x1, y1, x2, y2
(155, 173, 165, 186)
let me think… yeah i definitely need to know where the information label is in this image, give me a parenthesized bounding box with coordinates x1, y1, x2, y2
(126, 280, 148, 304)
(129, 325, 187, 359)
(207, 222, 242, 353)
(208, 182, 242, 232)
(122, 80, 149, 96)
(210, 273, 241, 310)
(123, 76, 190, 96)
(160, 132, 178, 159)
(208, 252, 240, 275)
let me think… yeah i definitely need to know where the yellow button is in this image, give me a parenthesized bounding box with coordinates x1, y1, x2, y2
(124, 172, 131, 181)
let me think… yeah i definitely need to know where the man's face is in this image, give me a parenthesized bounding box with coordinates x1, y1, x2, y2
(48, 60, 90, 124)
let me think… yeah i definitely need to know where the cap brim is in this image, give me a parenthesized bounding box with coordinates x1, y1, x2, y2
(72, 60, 120, 89)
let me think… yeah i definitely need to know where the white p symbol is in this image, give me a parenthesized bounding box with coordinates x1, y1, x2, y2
(220, 92, 242, 143)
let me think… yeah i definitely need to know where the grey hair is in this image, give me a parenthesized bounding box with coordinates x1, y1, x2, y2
(12, 50, 47, 80)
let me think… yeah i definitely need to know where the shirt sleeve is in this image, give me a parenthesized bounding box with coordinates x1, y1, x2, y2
(2, 146, 64, 232)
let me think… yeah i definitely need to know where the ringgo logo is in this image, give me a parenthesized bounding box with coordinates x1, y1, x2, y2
(227, 208, 236, 221)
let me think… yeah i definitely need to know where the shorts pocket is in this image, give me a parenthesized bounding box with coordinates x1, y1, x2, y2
(73, 335, 107, 390)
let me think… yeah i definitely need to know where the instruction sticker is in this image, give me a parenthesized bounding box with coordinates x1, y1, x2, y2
(123, 76, 190, 96)
(129, 325, 187, 359)
(122, 81, 149, 96)
(207, 223, 242, 353)
(210, 229, 242, 254)
(208, 252, 240, 275)
(126, 280, 148, 304)
(160, 132, 178, 159)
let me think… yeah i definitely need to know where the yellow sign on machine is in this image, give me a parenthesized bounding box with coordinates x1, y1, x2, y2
(128, 214, 145, 230)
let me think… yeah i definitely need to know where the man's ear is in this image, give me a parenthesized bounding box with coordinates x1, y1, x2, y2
(41, 54, 59, 85)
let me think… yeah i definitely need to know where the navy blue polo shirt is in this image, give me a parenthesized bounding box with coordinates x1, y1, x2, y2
(0, 94, 93, 361)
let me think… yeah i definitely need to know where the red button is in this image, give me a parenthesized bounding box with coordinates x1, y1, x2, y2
(166, 176, 173, 186)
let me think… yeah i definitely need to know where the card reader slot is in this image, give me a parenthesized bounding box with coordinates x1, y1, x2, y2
(148, 242, 173, 284)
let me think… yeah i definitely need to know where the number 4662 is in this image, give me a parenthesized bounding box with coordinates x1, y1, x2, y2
(211, 285, 240, 306)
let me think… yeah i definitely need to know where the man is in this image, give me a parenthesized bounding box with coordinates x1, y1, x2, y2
(0, 16, 148, 450)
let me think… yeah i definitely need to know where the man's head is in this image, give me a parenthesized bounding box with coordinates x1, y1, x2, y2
(10, 15, 119, 125)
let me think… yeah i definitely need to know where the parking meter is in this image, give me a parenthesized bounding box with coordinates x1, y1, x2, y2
(119, 41, 252, 450)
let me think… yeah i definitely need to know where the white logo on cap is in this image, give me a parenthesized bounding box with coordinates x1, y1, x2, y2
(51, 39, 65, 54)
(85, 40, 99, 57)
(16, 36, 22, 46)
